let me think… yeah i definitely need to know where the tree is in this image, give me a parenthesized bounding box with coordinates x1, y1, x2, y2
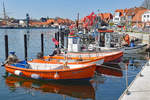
(141, 0, 150, 9)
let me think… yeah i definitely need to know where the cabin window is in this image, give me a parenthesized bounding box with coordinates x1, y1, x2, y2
(73, 38, 77, 44)
(115, 18, 119, 20)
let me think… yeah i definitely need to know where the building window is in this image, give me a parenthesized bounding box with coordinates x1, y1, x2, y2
(144, 15, 146, 18)
(115, 18, 119, 20)
(147, 15, 149, 18)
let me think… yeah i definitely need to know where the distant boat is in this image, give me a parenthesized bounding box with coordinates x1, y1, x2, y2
(5, 60, 96, 81)
(98, 29, 147, 54)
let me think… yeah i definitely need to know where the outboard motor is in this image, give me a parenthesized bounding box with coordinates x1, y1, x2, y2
(4, 52, 19, 64)
(36, 52, 43, 59)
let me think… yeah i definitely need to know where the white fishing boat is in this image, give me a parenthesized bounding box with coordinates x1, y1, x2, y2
(120, 43, 147, 54)
(97, 29, 147, 54)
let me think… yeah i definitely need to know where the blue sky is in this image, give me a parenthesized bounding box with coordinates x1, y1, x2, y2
(0, 0, 144, 20)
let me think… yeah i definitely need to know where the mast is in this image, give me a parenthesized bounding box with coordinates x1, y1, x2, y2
(2, 1, 8, 26)
(3, 1, 7, 20)
(76, 12, 79, 31)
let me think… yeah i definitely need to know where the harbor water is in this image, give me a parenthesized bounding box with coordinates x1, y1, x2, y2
(0, 29, 147, 100)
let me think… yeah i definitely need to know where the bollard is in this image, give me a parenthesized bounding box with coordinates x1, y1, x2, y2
(5, 35, 8, 59)
(41, 34, 44, 55)
(24, 34, 27, 60)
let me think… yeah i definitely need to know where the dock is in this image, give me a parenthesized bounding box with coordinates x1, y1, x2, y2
(119, 60, 150, 100)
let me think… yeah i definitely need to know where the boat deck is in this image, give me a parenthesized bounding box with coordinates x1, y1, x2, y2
(119, 60, 150, 100)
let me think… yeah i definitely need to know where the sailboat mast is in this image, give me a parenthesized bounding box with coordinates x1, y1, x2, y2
(3, 1, 7, 20)
(76, 12, 79, 31)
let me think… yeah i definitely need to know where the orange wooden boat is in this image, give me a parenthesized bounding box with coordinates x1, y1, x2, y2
(44, 51, 123, 63)
(5, 60, 96, 80)
(5, 75, 95, 99)
(43, 55, 104, 65)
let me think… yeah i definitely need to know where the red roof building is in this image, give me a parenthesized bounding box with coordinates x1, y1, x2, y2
(98, 13, 113, 23)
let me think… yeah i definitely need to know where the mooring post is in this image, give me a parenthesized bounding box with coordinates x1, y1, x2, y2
(148, 51, 150, 59)
(41, 33, 44, 55)
(65, 29, 69, 49)
(66, 33, 68, 49)
(55, 32, 59, 48)
(5, 35, 8, 59)
(54, 32, 57, 48)
(125, 64, 130, 95)
(57, 31, 60, 48)
(24, 34, 27, 60)
(60, 31, 64, 48)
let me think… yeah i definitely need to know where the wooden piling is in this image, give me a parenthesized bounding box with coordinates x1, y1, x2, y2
(4, 35, 8, 59)
(24, 34, 27, 60)
(60, 31, 64, 48)
(55, 32, 59, 48)
(65, 29, 69, 49)
(41, 34, 44, 55)
(54, 32, 57, 48)
(125, 64, 130, 95)
(57, 31, 59, 48)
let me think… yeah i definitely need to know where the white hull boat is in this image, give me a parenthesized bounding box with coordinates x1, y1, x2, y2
(121, 44, 147, 54)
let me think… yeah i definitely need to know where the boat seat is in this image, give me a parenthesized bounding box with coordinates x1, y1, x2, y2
(11, 60, 30, 68)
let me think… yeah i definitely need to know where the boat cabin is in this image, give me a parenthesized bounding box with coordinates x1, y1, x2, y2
(68, 36, 81, 52)
(98, 29, 121, 48)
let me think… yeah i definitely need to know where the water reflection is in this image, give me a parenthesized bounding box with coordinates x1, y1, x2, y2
(122, 54, 147, 71)
(96, 63, 123, 77)
(5, 75, 95, 99)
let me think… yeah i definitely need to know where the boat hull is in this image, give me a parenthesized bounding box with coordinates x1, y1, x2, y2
(5, 63, 96, 80)
(44, 56, 104, 64)
(121, 44, 147, 54)
(104, 51, 123, 62)
(45, 51, 123, 63)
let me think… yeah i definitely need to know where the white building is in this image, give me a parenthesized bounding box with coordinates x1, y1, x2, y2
(19, 20, 27, 27)
(113, 12, 121, 25)
(142, 11, 150, 22)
